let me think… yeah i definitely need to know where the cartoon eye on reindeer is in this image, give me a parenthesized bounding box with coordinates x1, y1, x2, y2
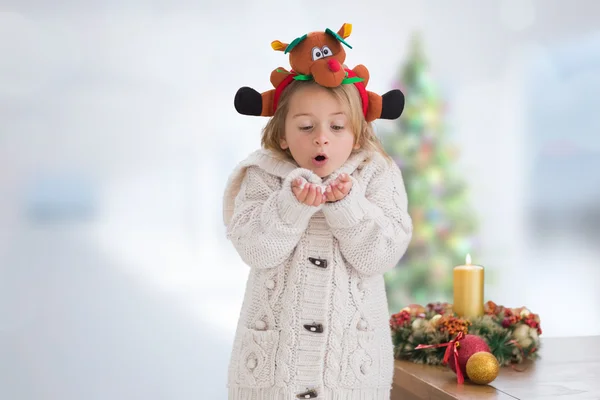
(234, 23, 405, 123)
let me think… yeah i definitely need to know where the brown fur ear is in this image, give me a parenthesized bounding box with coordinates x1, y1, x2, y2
(337, 23, 352, 39)
(271, 40, 287, 52)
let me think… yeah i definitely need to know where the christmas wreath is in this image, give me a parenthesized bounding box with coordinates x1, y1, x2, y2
(390, 301, 542, 366)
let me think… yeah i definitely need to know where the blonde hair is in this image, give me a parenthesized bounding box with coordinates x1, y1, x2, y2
(261, 80, 392, 162)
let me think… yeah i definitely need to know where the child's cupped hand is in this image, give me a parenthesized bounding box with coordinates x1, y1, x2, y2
(292, 174, 352, 206)
(324, 173, 352, 203)
(292, 178, 327, 206)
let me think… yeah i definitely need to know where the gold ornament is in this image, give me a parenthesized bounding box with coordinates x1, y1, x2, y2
(465, 352, 499, 385)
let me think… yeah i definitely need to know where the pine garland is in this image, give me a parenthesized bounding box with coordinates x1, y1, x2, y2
(390, 301, 542, 366)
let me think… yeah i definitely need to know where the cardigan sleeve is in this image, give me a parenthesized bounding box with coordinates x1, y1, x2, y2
(321, 161, 413, 277)
(226, 165, 323, 269)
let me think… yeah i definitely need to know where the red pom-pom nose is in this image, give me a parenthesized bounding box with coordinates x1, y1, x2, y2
(327, 59, 341, 72)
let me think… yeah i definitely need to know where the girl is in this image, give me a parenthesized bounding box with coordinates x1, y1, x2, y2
(222, 60, 413, 399)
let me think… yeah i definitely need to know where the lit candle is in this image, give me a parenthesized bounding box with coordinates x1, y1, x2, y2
(453, 254, 484, 319)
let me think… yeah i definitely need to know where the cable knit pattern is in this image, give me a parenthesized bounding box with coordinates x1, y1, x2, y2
(223, 149, 412, 399)
(323, 241, 346, 387)
(321, 156, 412, 277)
(272, 258, 296, 386)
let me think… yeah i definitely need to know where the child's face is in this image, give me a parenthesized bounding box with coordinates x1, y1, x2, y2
(281, 84, 359, 178)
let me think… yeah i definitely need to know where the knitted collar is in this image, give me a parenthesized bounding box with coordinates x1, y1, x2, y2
(233, 23, 405, 123)
(222, 148, 374, 227)
(245, 148, 372, 181)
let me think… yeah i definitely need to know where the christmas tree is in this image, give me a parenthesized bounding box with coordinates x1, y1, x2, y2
(383, 33, 479, 312)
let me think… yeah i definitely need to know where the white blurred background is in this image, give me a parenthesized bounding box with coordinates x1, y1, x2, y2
(1, 0, 599, 398)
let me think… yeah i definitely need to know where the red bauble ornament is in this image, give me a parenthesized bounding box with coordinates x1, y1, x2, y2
(447, 334, 491, 378)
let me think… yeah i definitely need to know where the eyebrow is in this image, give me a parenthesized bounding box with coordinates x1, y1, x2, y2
(292, 112, 345, 118)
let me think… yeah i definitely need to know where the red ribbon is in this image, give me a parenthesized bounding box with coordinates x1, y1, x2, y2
(507, 339, 532, 372)
(415, 331, 465, 383)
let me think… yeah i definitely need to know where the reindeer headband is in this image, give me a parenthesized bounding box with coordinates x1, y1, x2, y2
(234, 23, 405, 123)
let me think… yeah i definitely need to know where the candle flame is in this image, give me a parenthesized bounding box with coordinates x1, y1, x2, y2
(465, 253, 472, 265)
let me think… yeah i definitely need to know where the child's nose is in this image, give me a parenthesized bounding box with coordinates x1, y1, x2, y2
(314, 132, 329, 146)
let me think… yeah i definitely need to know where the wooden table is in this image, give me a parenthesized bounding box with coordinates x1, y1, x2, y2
(392, 335, 600, 399)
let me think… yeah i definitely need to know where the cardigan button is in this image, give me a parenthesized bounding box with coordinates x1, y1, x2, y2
(296, 389, 318, 398)
(360, 362, 371, 374)
(247, 358, 257, 370)
(308, 257, 327, 268)
(265, 279, 275, 289)
(357, 281, 365, 291)
(357, 319, 368, 331)
(303, 323, 324, 333)
(254, 320, 266, 330)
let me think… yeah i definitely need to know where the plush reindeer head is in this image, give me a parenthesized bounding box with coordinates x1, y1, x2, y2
(271, 23, 352, 88)
(234, 22, 405, 121)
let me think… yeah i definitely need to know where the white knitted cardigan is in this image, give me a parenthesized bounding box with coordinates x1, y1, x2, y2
(223, 148, 412, 400)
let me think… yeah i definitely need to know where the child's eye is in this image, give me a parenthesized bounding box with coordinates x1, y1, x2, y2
(332, 125, 344, 131)
(299, 126, 313, 131)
